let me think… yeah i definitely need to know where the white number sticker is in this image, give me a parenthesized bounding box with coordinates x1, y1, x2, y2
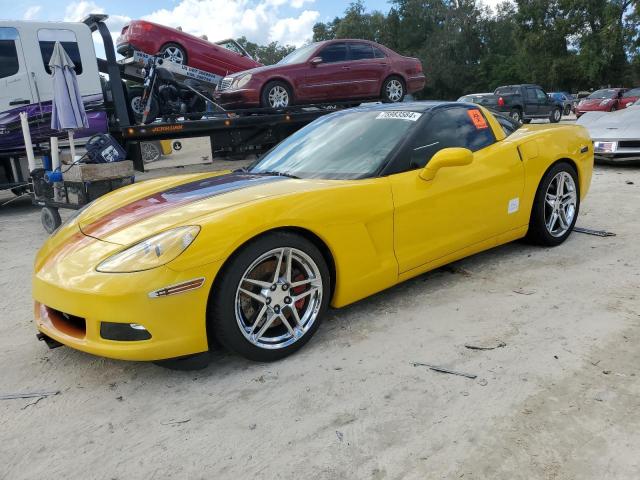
(376, 111, 422, 121)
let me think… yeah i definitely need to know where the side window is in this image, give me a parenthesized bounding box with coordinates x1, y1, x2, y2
(350, 43, 374, 60)
(37, 29, 83, 75)
(535, 88, 547, 101)
(0, 27, 20, 79)
(407, 107, 496, 169)
(319, 43, 347, 63)
(372, 47, 386, 59)
(525, 88, 537, 101)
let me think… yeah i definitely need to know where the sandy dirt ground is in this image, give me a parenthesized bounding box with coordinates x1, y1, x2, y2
(0, 157, 638, 479)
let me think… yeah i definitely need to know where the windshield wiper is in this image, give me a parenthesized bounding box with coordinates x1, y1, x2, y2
(255, 170, 300, 179)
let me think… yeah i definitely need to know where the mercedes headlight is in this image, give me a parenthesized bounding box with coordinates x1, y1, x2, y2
(232, 73, 252, 89)
(97, 226, 200, 273)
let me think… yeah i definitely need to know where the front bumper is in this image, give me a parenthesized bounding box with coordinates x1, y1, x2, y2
(32, 231, 222, 361)
(593, 139, 640, 163)
(213, 88, 260, 109)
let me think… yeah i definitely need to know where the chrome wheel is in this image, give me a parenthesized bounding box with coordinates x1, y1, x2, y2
(162, 46, 185, 64)
(268, 85, 290, 108)
(235, 247, 323, 350)
(386, 79, 404, 102)
(553, 108, 561, 122)
(544, 171, 577, 237)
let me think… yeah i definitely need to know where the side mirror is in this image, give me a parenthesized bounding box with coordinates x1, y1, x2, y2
(419, 148, 473, 181)
(310, 57, 323, 66)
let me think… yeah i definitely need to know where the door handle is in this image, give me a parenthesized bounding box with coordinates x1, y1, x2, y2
(341, 66, 351, 70)
(9, 99, 31, 106)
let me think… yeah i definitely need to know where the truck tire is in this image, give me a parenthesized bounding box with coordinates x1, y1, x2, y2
(509, 108, 522, 123)
(549, 107, 562, 123)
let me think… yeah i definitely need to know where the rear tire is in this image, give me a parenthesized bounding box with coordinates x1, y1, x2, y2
(527, 162, 579, 246)
(160, 43, 187, 65)
(381, 76, 405, 103)
(209, 231, 330, 362)
(510, 108, 522, 123)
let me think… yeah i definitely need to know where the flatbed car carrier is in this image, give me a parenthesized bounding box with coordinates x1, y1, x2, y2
(83, 15, 349, 172)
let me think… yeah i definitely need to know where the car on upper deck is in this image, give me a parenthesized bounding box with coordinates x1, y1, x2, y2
(214, 39, 425, 109)
(33, 102, 592, 367)
(116, 20, 262, 78)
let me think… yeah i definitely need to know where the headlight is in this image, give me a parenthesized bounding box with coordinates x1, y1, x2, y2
(96, 226, 200, 273)
(232, 73, 252, 89)
(593, 141, 618, 153)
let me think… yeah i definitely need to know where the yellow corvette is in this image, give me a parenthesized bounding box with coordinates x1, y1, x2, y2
(33, 103, 593, 368)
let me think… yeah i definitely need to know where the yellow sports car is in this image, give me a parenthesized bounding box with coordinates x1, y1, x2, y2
(33, 103, 593, 368)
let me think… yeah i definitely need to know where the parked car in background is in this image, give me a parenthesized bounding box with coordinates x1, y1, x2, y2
(549, 92, 575, 115)
(620, 88, 640, 109)
(456, 93, 494, 106)
(214, 39, 426, 109)
(577, 103, 640, 163)
(462, 84, 563, 123)
(116, 20, 262, 78)
(575, 88, 627, 117)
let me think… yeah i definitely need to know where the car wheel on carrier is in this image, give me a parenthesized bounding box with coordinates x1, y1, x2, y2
(41, 207, 61, 234)
(261, 81, 292, 109)
(210, 231, 330, 362)
(160, 43, 187, 65)
(550, 107, 562, 123)
(381, 76, 405, 103)
(527, 162, 579, 246)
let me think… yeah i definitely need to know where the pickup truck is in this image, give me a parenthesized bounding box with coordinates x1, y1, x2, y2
(463, 84, 564, 124)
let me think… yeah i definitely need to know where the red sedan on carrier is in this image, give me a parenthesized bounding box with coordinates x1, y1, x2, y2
(214, 39, 426, 109)
(116, 20, 262, 77)
(575, 88, 627, 118)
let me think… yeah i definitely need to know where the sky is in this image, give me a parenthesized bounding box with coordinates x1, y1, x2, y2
(2, 0, 502, 49)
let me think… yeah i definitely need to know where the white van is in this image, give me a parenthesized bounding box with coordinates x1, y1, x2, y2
(0, 20, 108, 155)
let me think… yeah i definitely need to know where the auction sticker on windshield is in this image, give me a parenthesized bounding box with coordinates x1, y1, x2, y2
(376, 111, 422, 121)
(467, 109, 488, 129)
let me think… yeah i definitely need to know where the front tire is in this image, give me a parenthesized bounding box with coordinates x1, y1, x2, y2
(381, 76, 405, 103)
(527, 162, 579, 246)
(209, 232, 331, 361)
(261, 81, 292, 109)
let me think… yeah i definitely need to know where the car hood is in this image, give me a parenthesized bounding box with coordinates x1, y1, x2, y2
(76, 171, 328, 246)
(577, 106, 640, 139)
(578, 98, 611, 108)
(226, 62, 296, 78)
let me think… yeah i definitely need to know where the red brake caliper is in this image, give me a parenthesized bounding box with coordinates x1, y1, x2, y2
(292, 273, 307, 311)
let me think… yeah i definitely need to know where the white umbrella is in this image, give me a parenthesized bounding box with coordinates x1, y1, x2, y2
(49, 41, 88, 163)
